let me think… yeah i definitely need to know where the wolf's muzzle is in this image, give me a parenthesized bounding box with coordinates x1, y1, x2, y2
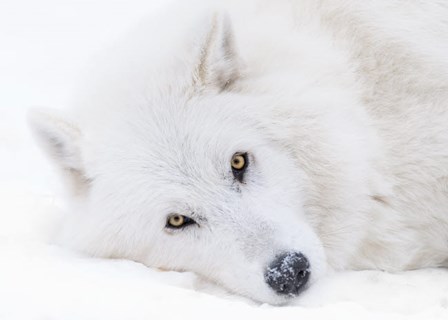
(264, 252, 310, 296)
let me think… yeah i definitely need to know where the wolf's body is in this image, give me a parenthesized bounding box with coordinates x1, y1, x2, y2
(29, 0, 448, 304)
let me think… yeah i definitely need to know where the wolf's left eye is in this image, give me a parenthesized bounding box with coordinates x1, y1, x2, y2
(166, 214, 196, 229)
(231, 152, 248, 182)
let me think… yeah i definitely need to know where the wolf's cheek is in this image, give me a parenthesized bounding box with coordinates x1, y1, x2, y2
(140, 207, 325, 304)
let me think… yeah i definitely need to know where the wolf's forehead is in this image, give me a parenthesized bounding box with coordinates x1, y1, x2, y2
(125, 98, 252, 148)
(98, 105, 236, 176)
(84, 94, 260, 181)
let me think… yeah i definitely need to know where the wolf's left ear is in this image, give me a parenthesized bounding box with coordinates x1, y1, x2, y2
(192, 13, 241, 91)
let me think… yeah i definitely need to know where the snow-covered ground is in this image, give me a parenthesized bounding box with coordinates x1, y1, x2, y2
(1, 1, 447, 319)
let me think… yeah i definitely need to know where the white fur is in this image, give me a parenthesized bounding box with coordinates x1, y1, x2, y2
(28, 0, 448, 304)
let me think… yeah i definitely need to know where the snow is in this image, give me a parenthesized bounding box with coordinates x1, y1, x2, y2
(264, 252, 310, 296)
(1, 1, 447, 319)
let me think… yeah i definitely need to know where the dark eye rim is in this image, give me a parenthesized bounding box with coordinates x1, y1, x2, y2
(231, 152, 249, 183)
(166, 214, 197, 230)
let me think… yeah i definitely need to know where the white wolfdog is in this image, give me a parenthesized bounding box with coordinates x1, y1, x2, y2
(29, 0, 448, 304)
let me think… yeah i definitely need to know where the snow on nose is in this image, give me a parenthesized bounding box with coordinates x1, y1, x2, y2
(264, 252, 310, 296)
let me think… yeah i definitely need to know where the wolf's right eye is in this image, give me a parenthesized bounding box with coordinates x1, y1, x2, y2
(166, 214, 195, 229)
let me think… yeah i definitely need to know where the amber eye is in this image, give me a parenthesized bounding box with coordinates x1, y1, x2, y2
(168, 215, 184, 227)
(166, 214, 195, 229)
(231, 152, 248, 183)
(231, 153, 246, 170)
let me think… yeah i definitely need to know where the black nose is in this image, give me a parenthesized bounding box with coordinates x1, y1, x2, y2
(264, 252, 310, 296)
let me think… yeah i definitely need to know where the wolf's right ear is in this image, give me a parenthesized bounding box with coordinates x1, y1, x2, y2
(28, 109, 88, 196)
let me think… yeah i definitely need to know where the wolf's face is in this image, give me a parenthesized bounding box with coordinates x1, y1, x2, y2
(29, 13, 327, 304)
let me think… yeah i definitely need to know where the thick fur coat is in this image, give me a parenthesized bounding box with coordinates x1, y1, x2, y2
(29, 0, 448, 304)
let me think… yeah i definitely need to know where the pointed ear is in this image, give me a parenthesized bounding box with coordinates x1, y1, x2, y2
(28, 108, 89, 196)
(192, 13, 241, 91)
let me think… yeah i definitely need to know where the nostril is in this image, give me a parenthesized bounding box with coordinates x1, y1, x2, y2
(264, 252, 310, 296)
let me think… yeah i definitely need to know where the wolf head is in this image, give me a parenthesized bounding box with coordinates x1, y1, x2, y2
(29, 12, 329, 304)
